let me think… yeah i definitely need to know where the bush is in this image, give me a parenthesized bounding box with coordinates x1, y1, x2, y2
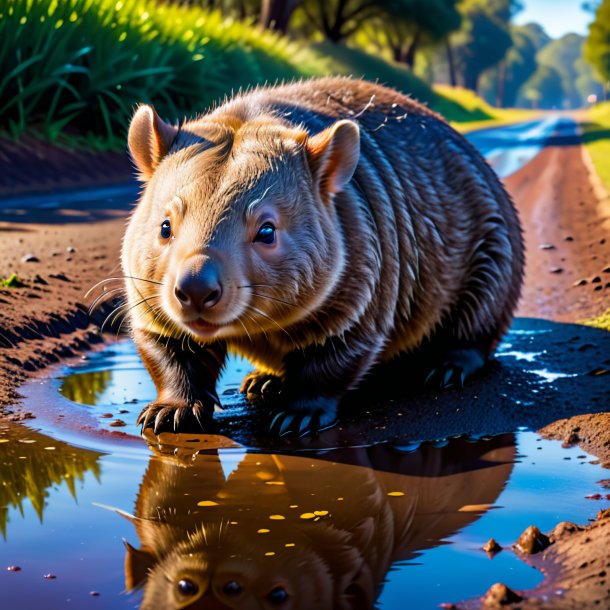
(0, 0, 324, 145)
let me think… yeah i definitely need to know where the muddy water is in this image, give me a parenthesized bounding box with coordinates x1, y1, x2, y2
(2, 318, 610, 609)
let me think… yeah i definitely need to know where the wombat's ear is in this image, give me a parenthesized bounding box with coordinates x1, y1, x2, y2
(305, 120, 360, 201)
(123, 540, 156, 590)
(128, 104, 178, 180)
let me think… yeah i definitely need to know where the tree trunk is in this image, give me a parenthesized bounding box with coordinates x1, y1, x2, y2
(404, 30, 421, 70)
(464, 70, 479, 92)
(260, 0, 301, 33)
(496, 61, 505, 108)
(445, 39, 457, 87)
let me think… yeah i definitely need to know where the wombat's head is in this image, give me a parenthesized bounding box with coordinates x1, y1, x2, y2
(124, 523, 373, 610)
(122, 104, 359, 344)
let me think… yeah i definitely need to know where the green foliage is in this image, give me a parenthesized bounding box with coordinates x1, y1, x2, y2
(379, 0, 461, 66)
(0, 426, 102, 537)
(538, 34, 598, 108)
(479, 23, 548, 107)
(450, 0, 515, 91)
(583, 101, 610, 195)
(518, 64, 564, 109)
(0, 0, 531, 146)
(585, 0, 610, 82)
(0, 0, 324, 144)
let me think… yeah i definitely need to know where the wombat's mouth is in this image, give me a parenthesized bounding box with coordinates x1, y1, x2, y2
(185, 318, 227, 339)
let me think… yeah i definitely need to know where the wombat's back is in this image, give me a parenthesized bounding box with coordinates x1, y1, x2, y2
(219, 77, 523, 361)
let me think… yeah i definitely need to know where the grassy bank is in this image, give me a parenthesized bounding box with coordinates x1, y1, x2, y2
(0, 0, 524, 149)
(435, 85, 539, 132)
(583, 102, 610, 193)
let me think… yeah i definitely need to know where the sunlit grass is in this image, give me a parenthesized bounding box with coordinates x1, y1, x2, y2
(435, 85, 539, 131)
(0, 0, 325, 145)
(583, 102, 610, 193)
(0, 0, 526, 147)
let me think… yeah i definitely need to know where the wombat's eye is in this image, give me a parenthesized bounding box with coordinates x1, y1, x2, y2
(267, 586, 288, 604)
(160, 218, 172, 240)
(177, 578, 198, 596)
(223, 580, 242, 596)
(254, 222, 276, 245)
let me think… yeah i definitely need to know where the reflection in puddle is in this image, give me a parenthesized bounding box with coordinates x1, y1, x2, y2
(120, 437, 516, 610)
(3, 423, 610, 609)
(3, 316, 610, 608)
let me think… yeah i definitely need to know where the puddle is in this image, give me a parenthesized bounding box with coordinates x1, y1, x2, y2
(2, 316, 610, 609)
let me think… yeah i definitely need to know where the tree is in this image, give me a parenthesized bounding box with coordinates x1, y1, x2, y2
(585, 0, 610, 84)
(538, 34, 588, 108)
(479, 23, 550, 107)
(260, 0, 303, 33)
(518, 65, 564, 109)
(299, 0, 381, 43)
(380, 0, 461, 69)
(451, 0, 515, 92)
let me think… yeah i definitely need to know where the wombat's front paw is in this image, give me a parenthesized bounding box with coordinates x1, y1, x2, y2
(241, 371, 282, 402)
(137, 397, 217, 435)
(269, 396, 338, 438)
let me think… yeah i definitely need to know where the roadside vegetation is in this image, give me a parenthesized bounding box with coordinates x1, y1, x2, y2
(0, 0, 606, 149)
(584, 102, 610, 194)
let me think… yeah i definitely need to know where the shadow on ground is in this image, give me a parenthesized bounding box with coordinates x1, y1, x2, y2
(139, 317, 610, 451)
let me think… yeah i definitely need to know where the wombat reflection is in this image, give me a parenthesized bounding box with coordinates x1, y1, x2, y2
(123, 437, 515, 609)
(123, 77, 524, 436)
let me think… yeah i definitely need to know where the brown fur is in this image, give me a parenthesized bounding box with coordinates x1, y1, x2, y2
(122, 77, 524, 433)
(122, 438, 515, 609)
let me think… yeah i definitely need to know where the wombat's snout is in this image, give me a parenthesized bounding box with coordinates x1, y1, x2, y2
(174, 256, 223, 313)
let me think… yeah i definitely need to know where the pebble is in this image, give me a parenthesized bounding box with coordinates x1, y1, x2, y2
(21, 253, 39, 263)
(538, 243, 555, 250)
(514, 525, 550, 554)
(43, 573, 56, 579)
(603, 266, 610, 273)
(573, 278, 587, 286)
(7, 565, 21, 572)
(591, 276, 601, 283)
(482, 538, 502, 554)
(89, 591, 100, 597)
(109, 419, 126, 427)
(565, 235, 574, 241)
(483, 583, 523, 606)
(549, 267, 563, 274)
(49, 273, 70, 282)
(67, 246, 76, 253)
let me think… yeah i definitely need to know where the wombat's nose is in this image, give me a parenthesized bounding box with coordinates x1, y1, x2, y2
(174, 261, 223, 312)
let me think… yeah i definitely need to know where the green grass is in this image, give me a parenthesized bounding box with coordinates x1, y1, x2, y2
(0, 0, 525, 148)
(434, 85, 539, 132)
(583, 102, 610, 193)
(0, 0, 324, 146)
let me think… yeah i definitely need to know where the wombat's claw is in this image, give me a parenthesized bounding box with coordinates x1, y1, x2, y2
(137, 399, 216, 434)
(424, 348, 486, 391)
(424, 365, 466, 390)
(241, 372, 282, 402)
(269, 409, 335, 438)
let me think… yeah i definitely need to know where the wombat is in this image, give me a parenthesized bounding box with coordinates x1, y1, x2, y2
(122, 77, 524, 436)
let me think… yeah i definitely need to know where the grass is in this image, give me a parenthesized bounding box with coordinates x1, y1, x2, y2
(0, 0, 529, 148)
(434, 85, 539, 132)
(0, 0, 324, 146)
(583, 102, 610, 193)
(581, 309, 610, 332)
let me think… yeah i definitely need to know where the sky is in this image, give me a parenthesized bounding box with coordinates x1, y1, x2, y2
(514, 0, 593, 39)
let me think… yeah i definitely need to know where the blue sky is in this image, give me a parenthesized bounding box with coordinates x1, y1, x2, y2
(514, 0, 593, 38)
